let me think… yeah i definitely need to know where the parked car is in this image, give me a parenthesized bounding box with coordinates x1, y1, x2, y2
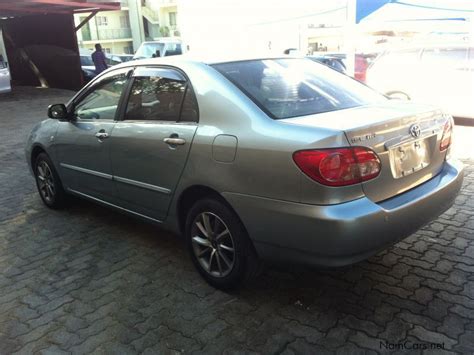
(308, 53, 371, 82)
(133, 39, 184, 60)
(80, 53, 122, 83)
(0, 59, 11, 94)
(366, 43, 474, 119)
(307, 55, 346, 73)
(79, 55, 97, 83)
(110, 54, 134, 63)
(26, 56, 463, 289)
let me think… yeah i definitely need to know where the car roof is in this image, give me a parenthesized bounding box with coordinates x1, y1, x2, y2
(111, 52, 306, 70)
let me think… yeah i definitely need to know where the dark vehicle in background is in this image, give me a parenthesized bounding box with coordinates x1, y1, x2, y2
(366, 43, 474, 119)
(307, 55, 346, 73)
(80, 55, 97, 83)
(80, 53, 124, 83)
(110, 54, 134, 63)
(307, 53, 373, 82)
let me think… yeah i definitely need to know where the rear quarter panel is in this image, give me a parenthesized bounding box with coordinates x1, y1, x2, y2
(167, 62, 364, 226)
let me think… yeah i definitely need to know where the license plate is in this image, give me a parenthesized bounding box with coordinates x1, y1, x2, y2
(389, 139, 430, 179)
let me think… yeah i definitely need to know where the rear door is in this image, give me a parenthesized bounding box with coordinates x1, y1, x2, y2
(110, 66, 199, 221)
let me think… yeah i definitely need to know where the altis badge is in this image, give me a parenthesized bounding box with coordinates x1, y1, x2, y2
(350, 133, 376, 144)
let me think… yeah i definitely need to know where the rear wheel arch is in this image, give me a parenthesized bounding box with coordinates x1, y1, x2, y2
(177, 185, 243, 235)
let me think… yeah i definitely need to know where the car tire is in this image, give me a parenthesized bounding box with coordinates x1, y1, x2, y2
(34, 152, 66, 209)
(185, 198, 260, 290)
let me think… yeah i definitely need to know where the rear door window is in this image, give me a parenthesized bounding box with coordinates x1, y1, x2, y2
(124, 67, 188, 122)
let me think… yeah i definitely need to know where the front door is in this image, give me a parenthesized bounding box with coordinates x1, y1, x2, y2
(110, 66, 199, 221)
(55, 69, 130, 202)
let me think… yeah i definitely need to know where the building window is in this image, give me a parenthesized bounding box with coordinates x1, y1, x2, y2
(120, 15, 130, 28)
(97, 16, 108, 26)
(169, 12, 177, 26)
(104, 47, 111, 54)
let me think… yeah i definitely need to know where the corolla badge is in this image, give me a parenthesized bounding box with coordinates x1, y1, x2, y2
(410, 124, 421, 138)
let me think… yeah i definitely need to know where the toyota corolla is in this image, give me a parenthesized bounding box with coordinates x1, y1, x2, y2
(25, 57, 463, 289)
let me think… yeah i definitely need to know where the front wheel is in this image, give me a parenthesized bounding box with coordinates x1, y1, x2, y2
(34, 152, 66, 209)
(185, 198, 259, 289)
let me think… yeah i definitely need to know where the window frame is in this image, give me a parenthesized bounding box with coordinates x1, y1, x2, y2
(169, 12, 177, 26)
(97, 16, 108, 26)
(117, 65, 199, 124)
(69, 67, 133, 122)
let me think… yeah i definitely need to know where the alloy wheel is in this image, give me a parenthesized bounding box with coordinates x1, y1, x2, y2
(36, 160, 55, 203)
(191, 212, 236, 277)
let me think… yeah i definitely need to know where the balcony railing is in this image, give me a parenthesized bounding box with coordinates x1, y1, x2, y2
(97, 28, 132, 40)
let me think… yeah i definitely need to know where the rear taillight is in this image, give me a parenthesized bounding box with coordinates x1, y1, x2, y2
(293, 147, 381, 187)
(440, 118, 453, 152)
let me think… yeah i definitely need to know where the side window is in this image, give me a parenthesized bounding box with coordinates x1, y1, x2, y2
(179, 86, 199, 122)
(124, 73, 186, 121)
(164, 43, 182, 57)
(74, 73, 128, 120)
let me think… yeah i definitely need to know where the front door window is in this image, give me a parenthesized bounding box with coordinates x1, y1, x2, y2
(74, 73, 128, 120)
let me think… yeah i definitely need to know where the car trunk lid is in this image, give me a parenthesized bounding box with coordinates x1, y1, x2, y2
(283, 101, 449, 202)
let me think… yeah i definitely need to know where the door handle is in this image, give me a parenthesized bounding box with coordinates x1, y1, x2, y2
(95, 131, 109, 139)
(163, 137, 186, 146)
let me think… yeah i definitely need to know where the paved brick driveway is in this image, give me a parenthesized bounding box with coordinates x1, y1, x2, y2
(1, 87, 473, 354)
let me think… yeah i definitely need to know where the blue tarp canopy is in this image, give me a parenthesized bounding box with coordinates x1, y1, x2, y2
(357, 0, 474, 23)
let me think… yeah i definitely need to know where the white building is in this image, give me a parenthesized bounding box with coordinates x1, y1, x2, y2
(74, 0, 180, 54)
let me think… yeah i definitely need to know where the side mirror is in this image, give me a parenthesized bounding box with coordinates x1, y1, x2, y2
(48, 104, 68, 119)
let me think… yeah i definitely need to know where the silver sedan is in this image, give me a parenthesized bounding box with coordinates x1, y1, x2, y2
(25, 56, 463, 289)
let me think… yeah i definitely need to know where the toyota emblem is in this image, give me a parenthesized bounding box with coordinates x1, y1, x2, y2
(410, 124, 421, 138)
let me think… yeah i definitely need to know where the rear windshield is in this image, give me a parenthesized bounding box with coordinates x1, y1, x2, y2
(212, 58, 385, 119)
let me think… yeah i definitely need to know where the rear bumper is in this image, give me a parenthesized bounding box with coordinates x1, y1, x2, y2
(223, 159, 463, 267)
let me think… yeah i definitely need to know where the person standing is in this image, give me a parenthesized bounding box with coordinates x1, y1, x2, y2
(91, 43, 108, 75)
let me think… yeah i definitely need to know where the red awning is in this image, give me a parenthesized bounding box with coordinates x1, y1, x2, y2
(0, 0, 121, 16)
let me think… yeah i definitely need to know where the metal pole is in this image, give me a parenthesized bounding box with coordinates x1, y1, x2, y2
(345, 0, 357, 77)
